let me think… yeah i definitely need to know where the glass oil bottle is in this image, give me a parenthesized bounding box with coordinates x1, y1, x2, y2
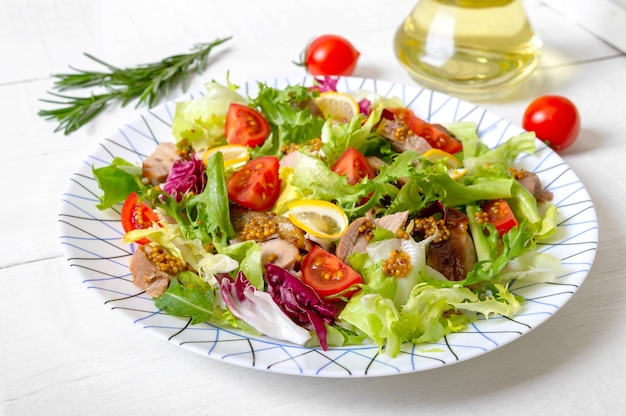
(394, 0, 543, 99)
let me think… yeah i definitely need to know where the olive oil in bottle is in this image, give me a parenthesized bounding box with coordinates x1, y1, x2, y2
(394, 0, 543, 99)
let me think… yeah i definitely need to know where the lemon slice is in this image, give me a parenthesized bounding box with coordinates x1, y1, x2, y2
(203, 144, 250, 167)
(286, 199, 349, 239)
(422, 148, 462, 168)
(448, 168, 468, 180)
(313, 92, 360, 123)
(422, 148, 467, 180)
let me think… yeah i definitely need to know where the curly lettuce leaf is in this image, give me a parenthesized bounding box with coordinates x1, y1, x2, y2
(248, 82, 325, 158)
(290, 150, 416, 219)
(338, 292, 402, 356)
(172, 80, 246, 152)
(340, 282, 522, 357)
(463, 131, 536, 172)
(319, 105, 388, 165)
(387, 156, 514, 215)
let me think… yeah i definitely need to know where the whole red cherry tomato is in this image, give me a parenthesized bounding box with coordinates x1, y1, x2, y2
(304, 34, 360, 76)
(522, 95, 581, 151)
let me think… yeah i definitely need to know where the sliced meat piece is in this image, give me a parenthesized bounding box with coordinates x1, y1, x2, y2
(534, 188, 554, 203)
(426, 208, 477, 281)
(516, 170, 553, 202)
(279, 150, 300, 168)
(142, 142, 179, 186)
(335, 211, 408, 261)
(275, 216, 309, 251)
(335, 217, 370, 261)
(511, 168, 553, 202)
(374, 210, 409, 234)
(366, 156, 387, 174)
(261, 239, 300, 269)
(129, 245, 174, 297)
(377, 118, 432, 154)
(308, 99, 324, 119)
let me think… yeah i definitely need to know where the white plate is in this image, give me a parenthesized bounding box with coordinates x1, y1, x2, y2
(58, 76, 598, 377)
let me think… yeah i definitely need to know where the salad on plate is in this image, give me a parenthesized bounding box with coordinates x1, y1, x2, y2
(92, 76, 561, 357)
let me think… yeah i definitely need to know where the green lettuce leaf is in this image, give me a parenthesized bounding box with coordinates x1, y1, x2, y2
(463, 132, 536, 172)
(340, 281, 522, 357)
(216, 240, 264, 290)
(154, 271, 215, 325)
(92, 157, 143, 210)
(172, 80, 246, 152)
(319, 105, 386, 165)
(338, 292, 402, 356)
(444, 121, 486, 160)
(159, 151, 235, 245)
(248, 82, 325, 158)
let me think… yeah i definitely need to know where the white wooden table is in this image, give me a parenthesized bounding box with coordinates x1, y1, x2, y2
(2, 1, 625, 414)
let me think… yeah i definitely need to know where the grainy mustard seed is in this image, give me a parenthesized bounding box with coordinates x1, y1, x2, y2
(146, 246, 185, 275)
(413, 216, 450, 243)
(382, 249, 412, 277)
(240, 214, 278, 242)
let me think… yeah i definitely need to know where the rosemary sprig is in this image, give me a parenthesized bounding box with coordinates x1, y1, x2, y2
(38, 37, 232, 135)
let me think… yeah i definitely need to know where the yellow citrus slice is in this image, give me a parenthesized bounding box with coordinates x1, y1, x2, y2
(448, 168, 468, 180)
(286, 199, 349, 239)
(203, 144, 250, 167)
(422, 148, 462, 168)
(422, 148, 467, 180)
(313, 92, 360, 123)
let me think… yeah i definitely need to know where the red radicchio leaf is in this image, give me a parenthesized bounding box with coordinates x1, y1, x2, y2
(162, 155, 206, 201)
(381, 108, 395, 121)
(312, 76, 339, 93)
(265, 263, 339, 350)
(216, 272, 312, 346)
(358, 98, 372, 116)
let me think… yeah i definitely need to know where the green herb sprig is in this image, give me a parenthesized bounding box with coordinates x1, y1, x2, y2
(38, 37, 232, 135)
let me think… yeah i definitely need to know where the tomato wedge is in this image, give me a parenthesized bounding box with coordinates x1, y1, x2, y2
(227, 156, 281, 211)
(483, 199, 519, 236)
(120, 192, 160, 244)
(331, 146, 375, 185)
(387, 107, 462, 154)
(225, 103, 270, 148)
(302, 245, 363, 298)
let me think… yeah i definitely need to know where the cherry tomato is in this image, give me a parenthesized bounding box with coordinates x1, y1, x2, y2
(483, 199, 519, 237)
(304, 34, 360, 76)
(302, 245, 363, 298)
(225, 103, 270, 148)
(226, 156, 281, 211)
(331, 147, 375, 185)
(386, 108, 463, 154)
(522, 95, 581, 151)
(121, 192, 160, 244)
